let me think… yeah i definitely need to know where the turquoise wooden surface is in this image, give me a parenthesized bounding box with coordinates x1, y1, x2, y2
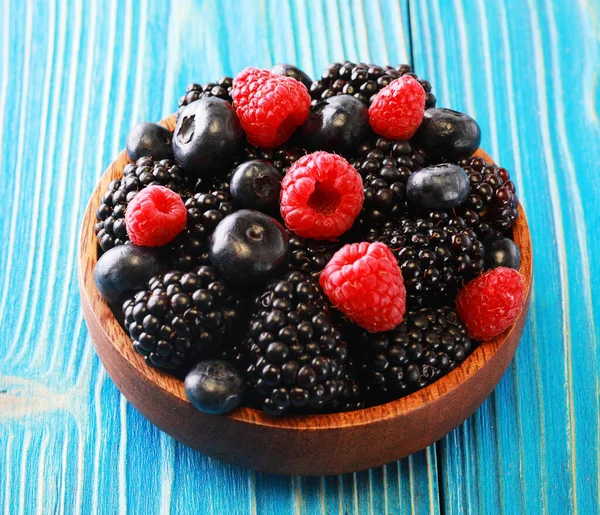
(0, 0, 598, 513)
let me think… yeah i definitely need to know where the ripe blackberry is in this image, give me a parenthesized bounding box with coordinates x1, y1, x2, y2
(351, 306, 476, 400)
(329, 361, 371, 412)
(457, 156, 519, 235)
(95, 157, 189, 252)
(348, 137, 428, 235)
(243, 271, 348, 415)
(122, 266, 242, 374)
(370, 212, 485, 306)
(237, 143, 304, 175)
(178, 77, 233, 111)
(169, 190, 234, 270)
(309, 61, 436, 108)
(287, 235, 341, 275)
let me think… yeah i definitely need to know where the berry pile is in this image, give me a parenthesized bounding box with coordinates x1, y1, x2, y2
(310, 62, 436, 109)
(178, 77, 233, 112)
(93, 61, 525, 418)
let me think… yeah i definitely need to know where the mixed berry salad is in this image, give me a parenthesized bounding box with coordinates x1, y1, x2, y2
(93, 62, 525, 417)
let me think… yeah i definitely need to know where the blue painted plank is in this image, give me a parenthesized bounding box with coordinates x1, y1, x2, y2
(410, 0, 600, 513)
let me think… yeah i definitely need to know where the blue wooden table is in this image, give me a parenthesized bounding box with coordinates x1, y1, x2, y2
(1, 0, 599, 513)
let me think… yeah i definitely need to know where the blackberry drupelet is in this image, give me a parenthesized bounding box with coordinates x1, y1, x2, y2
(95, 157, 189, 252)
(122, 266, 242, 374)
(243, 271, 348, 415)
(457, 156, 519, 235)
(351, 306, 476, 400)
(238, 143, 304, 175)
(329, 360, 371, 412)
(309, 61, 436, 108)
(370, 212, 485, 306)
(349, 137, 428, 235)
(287, 235, 341, 275)
(169, 190, 234, 270)
(178, 77, 233, 112)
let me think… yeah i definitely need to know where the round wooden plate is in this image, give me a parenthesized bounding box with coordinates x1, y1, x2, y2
(78, 115, 532, 476)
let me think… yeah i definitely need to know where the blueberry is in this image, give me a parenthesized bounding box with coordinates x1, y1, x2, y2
(94, 245, 163, 304)
(230, 160, 281, 214)
(126, 122, 173, 161)
(406, 163, 470, 209)
(484, 235, 520, 270)
(185, 360, 245, 415)
(172, 97, 242, 179)
(271, 63, 313, 89)
(415, 108, 481, 161)
(209, 210, 289, 286)
(300, 95, 369, 155)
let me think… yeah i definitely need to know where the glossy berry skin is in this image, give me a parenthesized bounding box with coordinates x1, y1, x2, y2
(172, 97, 243, 179)
(271, 63, 313, 89)
(406, 163, 470, 210)
(484, 235, 521, 270)
(209, 210, 289, 286)
(457, 156, 519, 234)
(415, 108, 481, 161)
(122, 266, 242, 372)
(185, 360, 245, 415)
(94, 245, 163, 304)
(126, 122, 173, 161)
(309, 61, 436, 108)
(178, 77, 233, 111)
(280, 152, 364, 240)
(231, 67, 311, 148)
(368, 76, 426, 140)
(169, 189, 234, 270)
(320, 242, 406, 333)
(348, 306, 475, 400)
(370, 213, 485, 307)
(300, 95, 369, 155)
(244, 271, 348, 415)
(456, 267, 525, 341)
(230, 160, 281, 214)
(125, 185, 187, 247)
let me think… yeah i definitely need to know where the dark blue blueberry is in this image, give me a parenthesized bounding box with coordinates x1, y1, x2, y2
(271, 63, 313, 89)
(230, 160, 281, 214)
(300, 95, 369, 155)
(406, 163, 470, 209)
(94, 245, 163, 304)
(184, 360, 245, 415)
(209, 210, 289, 286)
(172, 97, 242, 179)
(484, 235, 521, 270)
(415, 108, 481, 161)
(126, 122, 173, 161)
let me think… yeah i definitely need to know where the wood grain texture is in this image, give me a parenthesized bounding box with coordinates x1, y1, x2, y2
(79, 134, 532, 475)
(1, 0, 598, 512)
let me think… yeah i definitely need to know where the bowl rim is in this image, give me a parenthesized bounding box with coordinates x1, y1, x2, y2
(79, 115, 533, 431)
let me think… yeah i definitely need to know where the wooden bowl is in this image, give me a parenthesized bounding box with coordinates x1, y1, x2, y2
(78, 116, 532, 476)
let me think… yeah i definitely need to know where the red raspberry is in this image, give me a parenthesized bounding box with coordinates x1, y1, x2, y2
(231, 67, 311, 148)
(456, 267, 525, 341)
(280, 151, 363, 240)
(125, 185, 187, 247)
(368, 75, 426, 140)
(320, 242, 406, 333)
